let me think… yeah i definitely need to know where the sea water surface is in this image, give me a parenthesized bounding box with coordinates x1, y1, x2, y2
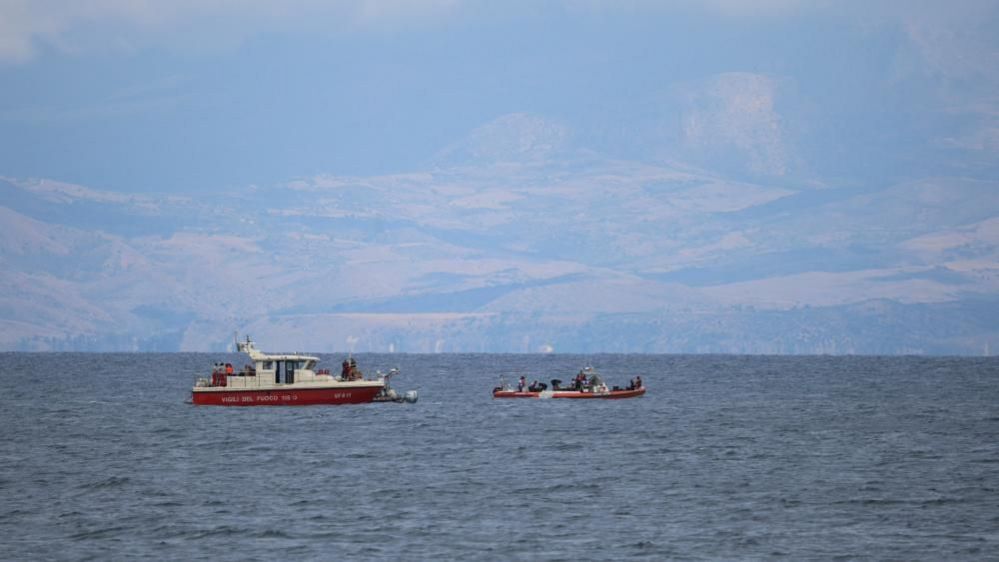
(1, 353, 998, 560)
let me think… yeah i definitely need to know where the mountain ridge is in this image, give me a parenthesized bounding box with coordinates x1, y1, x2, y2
(2, 121, 997, 354)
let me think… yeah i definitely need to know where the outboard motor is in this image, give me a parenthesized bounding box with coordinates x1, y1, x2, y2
(375, 368, 418, 403)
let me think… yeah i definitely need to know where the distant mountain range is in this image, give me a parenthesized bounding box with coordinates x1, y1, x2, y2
(2, 110, 998, 354)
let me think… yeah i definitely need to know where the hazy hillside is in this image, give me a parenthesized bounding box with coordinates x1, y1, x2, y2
(3, 113, 998, 354)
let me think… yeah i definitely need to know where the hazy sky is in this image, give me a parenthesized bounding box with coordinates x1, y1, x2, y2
(2, 1, 997, 192)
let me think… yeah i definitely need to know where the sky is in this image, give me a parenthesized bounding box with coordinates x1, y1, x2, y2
(1, 0, 997, 193)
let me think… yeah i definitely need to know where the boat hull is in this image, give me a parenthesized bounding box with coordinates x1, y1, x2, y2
(192, 385, 383, 406)
(493, 387, 646, 399)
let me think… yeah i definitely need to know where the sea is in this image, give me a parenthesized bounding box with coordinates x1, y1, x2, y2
(1, 353, 997, 561)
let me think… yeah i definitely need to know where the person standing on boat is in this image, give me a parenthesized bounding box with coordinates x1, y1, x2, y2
(634, 376, 643, 389)
(518, 376, 526, 391)
(341, 359, 350, 380)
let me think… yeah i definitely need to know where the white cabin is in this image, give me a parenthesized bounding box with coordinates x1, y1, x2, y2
(197, 336, 382, 391)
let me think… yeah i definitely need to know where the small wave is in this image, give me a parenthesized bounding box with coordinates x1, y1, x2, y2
(832, 496, 963, 507)
(45, 407, 78, 415)
(255, 529, 294, 539)
(152, 501, 184, 508)
(70, 525, 129, 540)
(345, 452, 375, 459)
(151, 426, 182, 436)
(527, 482, 602, 494)
(186, 525, 243, 539)
(0, 509, 29, 521)
(853, 498, 905, 506)
(79, 476, 130, 490)
(918, 497, 964, 506)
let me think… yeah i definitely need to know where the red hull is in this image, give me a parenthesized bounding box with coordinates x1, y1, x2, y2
(192, 385, 383, 406)
(493, 387, 646, 399)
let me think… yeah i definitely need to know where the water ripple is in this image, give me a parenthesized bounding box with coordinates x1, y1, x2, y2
(1, 353, 997, 560)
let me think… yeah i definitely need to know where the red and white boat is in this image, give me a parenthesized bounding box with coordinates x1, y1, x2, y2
(492, 387, 646, 399)
(191, 336, 415, 406)
(492, 367, 646, 399)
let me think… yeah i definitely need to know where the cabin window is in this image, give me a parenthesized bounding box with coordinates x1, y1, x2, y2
(263, 361, 273, 370)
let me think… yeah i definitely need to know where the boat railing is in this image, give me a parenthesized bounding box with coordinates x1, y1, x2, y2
(199, 365, 373, 389)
